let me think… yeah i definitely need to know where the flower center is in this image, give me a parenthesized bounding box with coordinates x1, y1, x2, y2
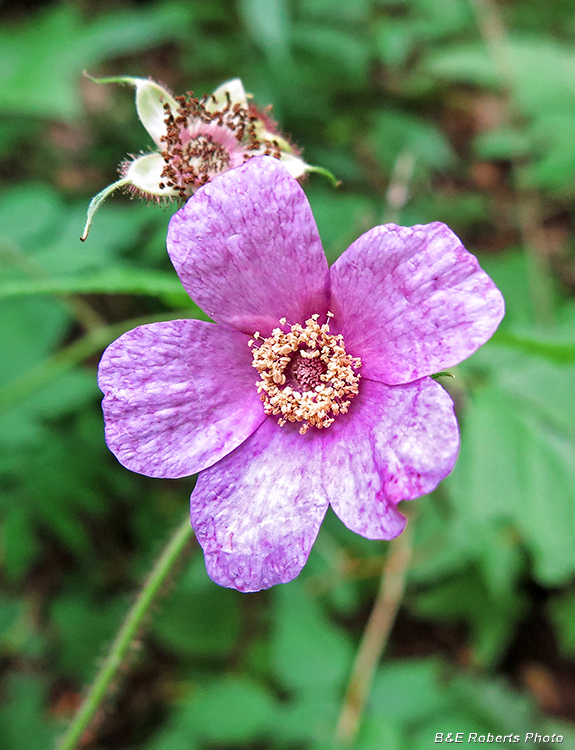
(159, 92, 282, 198)
(185, 134, 231, 172)
(249, 313, 362, 434)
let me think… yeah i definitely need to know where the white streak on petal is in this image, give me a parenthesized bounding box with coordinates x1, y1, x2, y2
(323, 378, 459, 539)
(191, 419, 328, 592)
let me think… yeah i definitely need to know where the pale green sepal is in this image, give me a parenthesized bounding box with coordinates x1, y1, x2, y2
(278, 152, 311, 179)
(124, 153, 178, 196)
(133, 80, 178, 147)
(276, 153, 340, 186)
(431, 372, 455, 379)
(84, 73, 178, 147)
(305, 164, 341, 187)
(207, 78, 248, 112)
(80, 178, 130, 242)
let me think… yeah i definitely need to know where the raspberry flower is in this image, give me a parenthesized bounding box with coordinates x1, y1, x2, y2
(81, 76, 326, 240)
(98, 156, 504, 592)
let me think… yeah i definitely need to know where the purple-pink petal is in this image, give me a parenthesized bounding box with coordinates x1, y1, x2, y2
(191, 418, 329, 592)
(329, 222, 505, 384)
(98, 319, 265, 479)
(321, 377, 459, 539)
(166, 156, 330, 337)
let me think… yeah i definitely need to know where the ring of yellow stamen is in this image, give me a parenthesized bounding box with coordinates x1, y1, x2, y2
(249, 313, 362, 434)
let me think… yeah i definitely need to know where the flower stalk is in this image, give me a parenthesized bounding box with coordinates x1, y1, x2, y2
(55, 514, 194, 750)
(334, 512, 416, 747)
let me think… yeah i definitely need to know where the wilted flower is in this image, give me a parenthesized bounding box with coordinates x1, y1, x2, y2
(98, 156, 504, 592)
(81, 76, 328, 240)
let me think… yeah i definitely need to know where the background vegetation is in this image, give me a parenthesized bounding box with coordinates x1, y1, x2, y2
(2, 0, 575, 746)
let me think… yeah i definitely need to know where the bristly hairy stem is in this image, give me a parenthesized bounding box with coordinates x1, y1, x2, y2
(334, 514, 415, 747)
(55, 515, 194, 750)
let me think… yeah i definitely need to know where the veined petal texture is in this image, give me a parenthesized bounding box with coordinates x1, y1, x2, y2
(167, 156, 330, 336)
(322, 377, 459, 539)
(191, 418, 329, 592)
(330, 222, 505, 384)
(98, 319, 265, 478)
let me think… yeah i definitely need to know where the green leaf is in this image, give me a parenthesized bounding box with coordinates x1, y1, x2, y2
(0, 595, 22, 650)
(370, 659, 541, 748)
(0, 298, 68, 387)
(187, 679, 278, 743)
(0, 268, 191, 303)
(0, 297, 85, 445)
(369, 109, 453, 171)
(448, 672, 535, 733)
(370, 658, 448, 724)
(152, 557, 241, 658)
(474, 128, 532, 161)
(268, 579, 354, 743)
(272, 579, 353, 695)
(448, 356, 575, 586)
(493, 329, 575, 364)
(300, 0, 370, 23)
(0, 412, 109, 578)
(0, 185, 65, 247)
(411, 567, 526, 666)
(0, 674, 56, 750)
(375, 18, 418, 68)
(357, 716, 407, 750)
(307, 187, 376, 263)
(477, 251, 539, 329)
(548, 591, 575, 658)
(0, 369, 97, 446)
(423, 37, 575, 118)
(51, 594, 128, 681)
(529, 113, 575, 190)
(0, 2, 194, 119)
(293, 24, 370, 81)
(421, 36, 575, 190)
(147, 677, 277, 749)
(0, 184, 167, 276)
(240, 0, 292, 65)
(0, 506, 39, 582)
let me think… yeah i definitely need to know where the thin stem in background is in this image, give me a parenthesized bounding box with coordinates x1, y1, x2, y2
(0, 239, 106, 333)
(55, 514, 194, 750)
(334, 513, 416, 747)
(382, 149, 416, 225)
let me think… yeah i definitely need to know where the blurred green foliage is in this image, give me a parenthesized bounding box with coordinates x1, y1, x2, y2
(2, 0, 575, 747)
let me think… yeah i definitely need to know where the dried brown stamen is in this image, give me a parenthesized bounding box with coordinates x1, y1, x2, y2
(249, 314, 362, 434)
(159, 92, 282, 198)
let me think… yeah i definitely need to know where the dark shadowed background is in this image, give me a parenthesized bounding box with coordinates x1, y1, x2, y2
(1, 0, 575, 747)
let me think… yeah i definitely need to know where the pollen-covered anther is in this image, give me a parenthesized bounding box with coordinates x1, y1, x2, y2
(249, 314, 362, 434)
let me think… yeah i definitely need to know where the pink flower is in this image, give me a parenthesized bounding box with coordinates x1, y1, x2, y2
(98, 156, 504, 592)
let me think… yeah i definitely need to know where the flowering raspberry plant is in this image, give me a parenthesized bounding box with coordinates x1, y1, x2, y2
(98, 156, 504, 592)
(81, 76, 327, 240)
